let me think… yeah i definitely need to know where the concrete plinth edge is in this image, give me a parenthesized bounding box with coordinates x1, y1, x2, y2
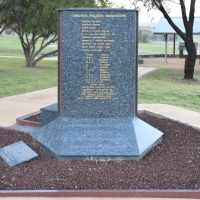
(0, 189, 200, 198)
(16, 111, 41, 128)
(138, 110, 200, 131)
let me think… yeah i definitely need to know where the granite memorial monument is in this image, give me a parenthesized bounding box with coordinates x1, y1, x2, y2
(31, 8, 163, 160)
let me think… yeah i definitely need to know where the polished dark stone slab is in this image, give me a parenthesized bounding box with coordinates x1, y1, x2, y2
(40, 103, 58, 125)
(32, 117, 162, 160)
(9, 124, 39, 134)
(59, 9, 137, 117)
(0, 141, 38, 167)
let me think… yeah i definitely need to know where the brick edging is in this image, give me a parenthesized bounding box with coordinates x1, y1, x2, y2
(16, 111, 41, 128)
(138, 109, 200, 131)
(0, 189, 200, 198)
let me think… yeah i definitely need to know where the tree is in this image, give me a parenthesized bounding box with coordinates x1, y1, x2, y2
(0, 25, 5, 35)
(139, 29, 150, 43)
(0, 3, 5, 35)
(0, 0, 108, 67)
(141, 0, 197, 79)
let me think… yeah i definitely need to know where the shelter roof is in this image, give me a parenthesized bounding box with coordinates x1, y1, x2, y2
(154, 17, 200, 35)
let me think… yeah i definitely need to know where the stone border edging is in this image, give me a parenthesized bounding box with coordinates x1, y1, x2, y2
(140, 54, 200, 58)
(0, 189, 200, 198)
(16, 111, 41, 128)
(138, 109, 200, 131)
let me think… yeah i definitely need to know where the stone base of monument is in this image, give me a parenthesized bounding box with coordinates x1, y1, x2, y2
(31, 116, 163, 160)
(40, 104, 57, 126)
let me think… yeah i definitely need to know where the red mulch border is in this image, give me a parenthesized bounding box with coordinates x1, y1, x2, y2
(2, 110, 199, 198)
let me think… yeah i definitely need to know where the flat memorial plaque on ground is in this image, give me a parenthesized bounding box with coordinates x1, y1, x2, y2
(0, 141, 38, 167)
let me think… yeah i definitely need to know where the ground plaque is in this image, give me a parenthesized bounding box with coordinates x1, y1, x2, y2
(0, 141, 38, 167)
(32, 8, 163, 160)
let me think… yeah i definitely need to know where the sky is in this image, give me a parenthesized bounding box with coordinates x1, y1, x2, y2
(109, 0, 200, 26)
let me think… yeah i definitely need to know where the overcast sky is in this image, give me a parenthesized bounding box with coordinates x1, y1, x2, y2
(109, 0, 200, 25)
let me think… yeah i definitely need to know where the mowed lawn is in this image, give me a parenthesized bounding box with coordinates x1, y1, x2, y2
(1, 35, 200, 55)
(138, 68, 200, 112)
(0, 35, 56, 55)
(0, 36, 22, 54)
(139, 42, 174, 55)
(0, 35, 177, 56)
(0, 57, 57, 97)
(139, 35, 200, 55)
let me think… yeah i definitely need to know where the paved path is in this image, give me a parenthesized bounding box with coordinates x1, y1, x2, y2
(0, 87, 57, 127)
(138, 67, 155, 77)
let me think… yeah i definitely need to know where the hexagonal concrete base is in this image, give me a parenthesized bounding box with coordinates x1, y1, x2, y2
(31, 117, 163, 160)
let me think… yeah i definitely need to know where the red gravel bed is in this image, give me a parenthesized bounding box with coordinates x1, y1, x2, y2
(0, 113, 200, 190)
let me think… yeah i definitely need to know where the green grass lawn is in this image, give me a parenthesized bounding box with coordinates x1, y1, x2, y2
(139, 42, 174, 55)
(1, 35, 200, 56)
(0, 36, 22, 54)
(0, 57, 57, 97)
(0, 36, 178, 56)
(139, 35, 200, 55)
(0, 35, 56, 55)
(138, 68, 200, 112)
(1, 35, 200, 57)
(0, 51, 24, 57)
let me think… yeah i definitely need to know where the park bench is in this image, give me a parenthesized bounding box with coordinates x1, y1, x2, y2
(178, 42, 198, 58)
(138, 56, 143, 64)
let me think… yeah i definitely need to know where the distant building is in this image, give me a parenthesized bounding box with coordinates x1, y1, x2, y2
(139, 25, 155, 32)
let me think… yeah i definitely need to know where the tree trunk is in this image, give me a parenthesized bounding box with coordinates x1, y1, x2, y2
(184, 39, 196, 79)
(25, 56, 36, 68)
(23, 47, 36, 68)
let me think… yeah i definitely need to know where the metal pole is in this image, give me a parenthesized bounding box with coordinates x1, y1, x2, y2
(164, 34, 168, 64)
(173, 34, 176, 56)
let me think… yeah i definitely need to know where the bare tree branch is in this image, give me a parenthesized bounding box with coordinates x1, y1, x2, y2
(40, 37, 47, 49)
(25, 33, 30, 46)
(154, 1, 186, 40)
(179, 0, 189, 30)
(29, 32, 36, 49)
(167, 0, 180, 5)
(189, 0, 196, 30)
(16, 23, 29, 48)
(33, 49, 58, 65)
(34, 35, 46, 43)
(30, 36, 36, 56)
(0, 26, 5, 35)
(17, 33, 26, 49)
(3, 22, 18, 34)
(33, 36, 57, 59)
